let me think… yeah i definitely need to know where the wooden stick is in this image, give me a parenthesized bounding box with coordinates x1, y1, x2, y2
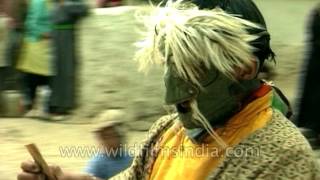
(25, 143, 57, 180)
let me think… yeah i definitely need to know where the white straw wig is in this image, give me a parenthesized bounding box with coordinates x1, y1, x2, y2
(134, 0, 263, 87)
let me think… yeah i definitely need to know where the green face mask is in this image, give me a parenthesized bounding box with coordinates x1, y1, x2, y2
(164, 63, 260, 141)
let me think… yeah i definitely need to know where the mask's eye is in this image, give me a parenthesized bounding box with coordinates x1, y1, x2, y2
(164, 60, 179, 78)
(165, 59, 218, 87)
(198, 66, 219, 87)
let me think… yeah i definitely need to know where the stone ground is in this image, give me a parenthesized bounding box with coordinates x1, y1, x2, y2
(1, 0, 320, 179)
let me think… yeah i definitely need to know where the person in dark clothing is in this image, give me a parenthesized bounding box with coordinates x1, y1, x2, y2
(296, 4, 320, 144)
(48, 0, 88, 117)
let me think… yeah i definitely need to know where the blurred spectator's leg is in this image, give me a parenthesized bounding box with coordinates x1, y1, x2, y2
(0, 67, 6, 91)
(20, 72, 37, 112)
(4, 29, 24, 90)
(0, 67, 5, 115)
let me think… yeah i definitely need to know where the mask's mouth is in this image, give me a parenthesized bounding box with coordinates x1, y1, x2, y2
(176, 100, 192, 114)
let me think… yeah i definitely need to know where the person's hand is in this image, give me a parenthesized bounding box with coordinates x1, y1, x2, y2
(17, 160, 64, 180)
(17, 160, 101, 180)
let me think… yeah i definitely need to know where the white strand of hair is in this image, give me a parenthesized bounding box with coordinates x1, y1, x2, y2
(190, 100, 228, 149)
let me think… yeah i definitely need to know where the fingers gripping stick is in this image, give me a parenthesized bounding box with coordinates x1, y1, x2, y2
(25, 143, 57, 180)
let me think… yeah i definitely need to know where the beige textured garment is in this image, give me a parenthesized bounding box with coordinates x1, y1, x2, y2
(111, 110, 320, 180)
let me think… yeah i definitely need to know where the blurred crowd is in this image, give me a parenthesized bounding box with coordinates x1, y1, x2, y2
(0, 0, 88, 120)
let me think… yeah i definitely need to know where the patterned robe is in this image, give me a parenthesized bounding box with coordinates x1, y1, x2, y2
(111, 89, 320, 180)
